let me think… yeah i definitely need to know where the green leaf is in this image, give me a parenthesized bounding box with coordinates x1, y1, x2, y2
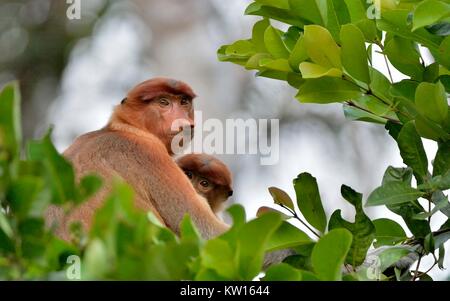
(18, 218, 46, 258)
(376, 246, 414, 272)
(387, 201, 431, 238)
(343, 104, 388, 124)
(424, 233, 435, 254)
(435, 227, 450, 249)
(423, 62, 440, 83)
(282, 26, 302, 52)
(246, 53, 272, 70)
(418, 172, 450, 191)
(260, 58, 293, 71)
(384, 35, 424, 80)
(266, 221, 312, 252)
(311, 228, 352, 281)
(262, 263, 302, 281)
(76, 174, 102, 204)
(415, 82, 448, 124)
(376, 10, 441, 52)
(328, 185, 375, 266)
(0, 210, 13, 239)
(412, 0, 450, 31)
(343, 0, 366, 22)
(226, 204, 247, 230)
(268, 186, 295, 210)
(382, 166, 413, 186)
(200, 239, 237, 279)
(430, 191, 450, 218)
(433, 141, 450, 177)
(390, 80, 418, 103)
(288, 34, 308, 71)
(264, 26, 290, 58)
(354, 95, 395, 116)
(397, 121, 429, 182)
(296, 77, 363, 104)
(340, 24, 370, 84)
(289, 0, 324, 24)
(256, 69, 290, 81)
(303, 25, 341, 68)
(427, 22, 450, 36)
(299, 62, 342, 78)
(322, 0, 343, 42)
(83, 239, 110, 279)
(373, 218, 407, 247)
(180, 215, 202, 243)
(438, 36, 450, 69)
(366, 182, 424, 206)
(225, 39, 256, 57)
(245, 3, 306, 27)
(236, 212, 283, 280)
(282, 244, 314, 271)
(293, 172, 327, 233)
(255, 0, 290, 9)
(0, 81, 22, 159)
(257, 206, 291, 219)
(7, 176, 45, 219)
(252, 19, 271, 53)
(27, 130, 77, 205)
(369, 68, 393, 104)
(217, 45, 249, 66)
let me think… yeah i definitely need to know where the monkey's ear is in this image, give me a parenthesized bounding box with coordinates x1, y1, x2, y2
(121, 97, 127, 104)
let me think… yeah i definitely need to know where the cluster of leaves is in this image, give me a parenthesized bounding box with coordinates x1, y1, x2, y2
(219, 0, 450, 138)
(218, 0, 450, 280)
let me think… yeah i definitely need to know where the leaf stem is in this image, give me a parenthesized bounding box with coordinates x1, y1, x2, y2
(280, 204, 321, 239)
(346, 101, 401, 124)
(412, 254, 422, 281)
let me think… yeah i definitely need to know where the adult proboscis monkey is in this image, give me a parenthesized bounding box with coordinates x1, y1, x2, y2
(46, 77, 229, 240)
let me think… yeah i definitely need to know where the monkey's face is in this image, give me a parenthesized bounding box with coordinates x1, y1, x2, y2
(183, 169, 233, 212)
(123, 93, 194, 155)
(144, 94, 194, 144)
(118, 78, 196, 154)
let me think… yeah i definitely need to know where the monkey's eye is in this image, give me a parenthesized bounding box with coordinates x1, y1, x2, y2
(185, 171, 193, 179)
(180, 95, 192, 106)
(158, 97, 170, 107)
(200, 180, 209, 188)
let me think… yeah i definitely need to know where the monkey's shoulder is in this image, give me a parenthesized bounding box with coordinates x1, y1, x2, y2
(64, 129, 168, 164)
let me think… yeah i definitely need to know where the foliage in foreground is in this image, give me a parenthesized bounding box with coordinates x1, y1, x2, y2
(0, 0, 449, 280)
(217, 0, 450, 280)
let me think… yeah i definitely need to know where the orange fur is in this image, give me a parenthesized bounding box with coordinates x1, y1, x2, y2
(45, 78, 229, 240)
(176, 153, 233, 214)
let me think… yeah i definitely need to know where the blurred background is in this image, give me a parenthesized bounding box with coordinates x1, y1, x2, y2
(0, 0, 447, 279)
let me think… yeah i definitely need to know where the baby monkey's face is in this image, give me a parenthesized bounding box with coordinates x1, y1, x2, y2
(182, 169, 233, 213)
(184, 170, 215, 196)
(176, 153, 233, 214)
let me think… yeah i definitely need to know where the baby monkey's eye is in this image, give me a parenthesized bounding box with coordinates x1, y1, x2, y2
(185, 171, 193, 179)
(200, 180, 209, 188)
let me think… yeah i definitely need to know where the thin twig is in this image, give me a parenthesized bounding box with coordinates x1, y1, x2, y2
(412, 255, 423, 281)
(280, 204, 321, 239)
(382, 54, 394, 83)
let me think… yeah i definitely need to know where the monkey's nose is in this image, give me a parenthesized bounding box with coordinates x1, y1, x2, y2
(228, 190, 233, 197)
